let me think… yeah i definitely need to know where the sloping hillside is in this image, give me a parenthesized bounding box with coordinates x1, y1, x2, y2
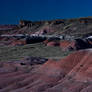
(0, 49, 92, 92)
(1, 17, 92, 38)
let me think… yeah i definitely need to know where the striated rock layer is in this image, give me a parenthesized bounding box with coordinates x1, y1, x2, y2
(0, 49, 92, 92)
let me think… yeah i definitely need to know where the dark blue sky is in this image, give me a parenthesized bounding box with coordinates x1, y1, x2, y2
(0, 0, 92, 24)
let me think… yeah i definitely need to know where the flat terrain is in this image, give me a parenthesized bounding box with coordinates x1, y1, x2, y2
(0, 43, 70, 61)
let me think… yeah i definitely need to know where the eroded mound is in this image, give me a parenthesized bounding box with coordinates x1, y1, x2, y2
(0, 49, 92, 92)
(46, 40, 74, 51)
(47, 41, 60, 46)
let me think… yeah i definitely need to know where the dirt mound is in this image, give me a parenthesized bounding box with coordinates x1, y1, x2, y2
(11, 39, 26, 46)
(60, 40, 74, 49)
(0, 49, 92, 92)
(43, 39, 49, 44)
(47, 41, 60, 46)
(46, 40, 74, 51)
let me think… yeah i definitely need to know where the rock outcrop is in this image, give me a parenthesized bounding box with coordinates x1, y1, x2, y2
(74, 37, 92, 50)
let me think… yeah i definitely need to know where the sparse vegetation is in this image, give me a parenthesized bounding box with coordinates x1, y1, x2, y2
(63, 23, 73, 30)
(0, 43, 71, 61)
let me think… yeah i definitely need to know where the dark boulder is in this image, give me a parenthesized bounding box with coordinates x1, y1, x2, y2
(26, 36, 46, 44)
(47, 37, 60, 42)
(74, 38, 92, 50)
(22, 56, 48, 65)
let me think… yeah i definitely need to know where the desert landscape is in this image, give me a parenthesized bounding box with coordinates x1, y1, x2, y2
(0, 17, 92, 92)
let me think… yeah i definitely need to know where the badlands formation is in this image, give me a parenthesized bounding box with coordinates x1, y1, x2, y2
(0, 17, 92, 92)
